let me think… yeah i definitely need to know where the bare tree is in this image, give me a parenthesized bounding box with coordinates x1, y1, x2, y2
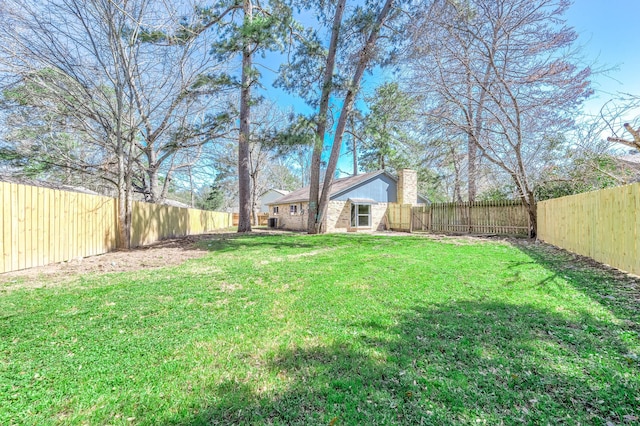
(605, 95, 640, 151)
(409, 0, 489, 202)
(409, 0, 592, 236)
(0, 0, 232, 247)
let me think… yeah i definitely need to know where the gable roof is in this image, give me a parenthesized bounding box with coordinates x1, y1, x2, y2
(269, 170, 390, 204)
(260, 188, 290, 197)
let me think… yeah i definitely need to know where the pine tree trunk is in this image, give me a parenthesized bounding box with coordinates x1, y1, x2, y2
(307, 0, 346, 234)
(237, 0, 253, 233)
(316, 0, 395, 232)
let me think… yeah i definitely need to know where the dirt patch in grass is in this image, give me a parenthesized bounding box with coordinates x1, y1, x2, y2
(0, 237, 207, 291)
(0, 229, 289, 291)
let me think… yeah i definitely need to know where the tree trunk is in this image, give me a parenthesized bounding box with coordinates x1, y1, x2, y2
(188, 166, 195, 207)
(352, 135, 358, 175)
(452, 147, 463, 202)
(148, 165, 159, 202)
(467, 135, 476, 202)
(467, 59, 491, 203)
(117, 154, 129, 249)
(526, 191, 537, 239)
(159, 170, 172, 202)
(307, 0, 346, 234)
(251, 169, 259, 226)
(315, 0, 395, 232)
(237, 0, 253, 233)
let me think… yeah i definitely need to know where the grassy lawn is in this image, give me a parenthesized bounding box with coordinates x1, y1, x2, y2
(1, 233, 639, 425)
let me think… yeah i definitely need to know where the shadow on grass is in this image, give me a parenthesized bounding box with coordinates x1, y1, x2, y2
(195, 232, 405, 254)
(514, 242, 640, 328)
(129, 231, 319, 255)
(198, 232, 314, 253)
(166, 300, 639, 425)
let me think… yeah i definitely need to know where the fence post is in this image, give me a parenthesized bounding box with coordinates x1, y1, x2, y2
(409, 205, 414, 233)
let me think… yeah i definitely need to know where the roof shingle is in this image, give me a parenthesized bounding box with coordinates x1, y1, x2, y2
(269, 170, 386, 204)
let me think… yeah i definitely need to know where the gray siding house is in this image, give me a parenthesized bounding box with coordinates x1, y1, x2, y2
(267, 169, 427, 232)
(259, 189, 290, 213)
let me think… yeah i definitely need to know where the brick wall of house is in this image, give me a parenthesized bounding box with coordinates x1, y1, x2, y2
(371, 203, 388, 231)
(325, 201, 350, 232)
(269, 202, 308, 230)
(326, 201, 388, 233)
(270, 200, 389, 232)
(398, 169, 418, 205)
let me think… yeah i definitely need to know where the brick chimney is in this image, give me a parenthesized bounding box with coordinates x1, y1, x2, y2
(397, 169, 418, 205)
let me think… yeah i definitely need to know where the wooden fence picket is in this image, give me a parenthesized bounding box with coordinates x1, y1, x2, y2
(0, 182, 233, 274)
(386, 200, 530, 236)
(538, 183, 640, 276)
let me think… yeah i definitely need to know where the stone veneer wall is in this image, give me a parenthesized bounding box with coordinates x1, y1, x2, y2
(398, 169, 418, 205)
(325, 201, 388, 233)
(325, 201, 349, 232)
(269, 200, 389, 233)
(370, 203, 389, 231)
(269, 202, 308, 230)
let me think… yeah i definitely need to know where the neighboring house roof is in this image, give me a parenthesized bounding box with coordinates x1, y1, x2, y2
(270, 170, 387, 204)
(260, 188, 290, 197)
(268, 170, 429, 205)
(163, 199, 191, 208)
(0, 174, 101, 195)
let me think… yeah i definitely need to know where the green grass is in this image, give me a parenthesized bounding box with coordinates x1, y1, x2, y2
(1, 233, 639, 425)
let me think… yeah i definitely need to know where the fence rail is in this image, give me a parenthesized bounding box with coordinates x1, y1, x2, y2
(537, 183, 640, 276)
(232, 212, 269, 226)
(387, 201, 530, 236)
(1, 182, 232, 274)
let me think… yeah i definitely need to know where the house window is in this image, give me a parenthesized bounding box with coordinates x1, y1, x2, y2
(290, 204, 298, 215)
(273, 206, 279, 215)
(350, 203, 371, 227)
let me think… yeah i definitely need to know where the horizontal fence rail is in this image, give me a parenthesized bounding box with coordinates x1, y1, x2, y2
(387, 201, 530, 236)
(232, 212, 269, 226)
(537, 183, 640, 276)
(0, 182, 232, 274)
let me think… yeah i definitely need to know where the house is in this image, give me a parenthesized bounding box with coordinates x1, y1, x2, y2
(259, 189, 290, 213)
(267, 169, 427, 232)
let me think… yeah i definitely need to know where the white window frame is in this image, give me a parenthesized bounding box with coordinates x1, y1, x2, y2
(273, 206, 279, 215)
(350, 203, 371, 228)
(289, 204, 298, 215)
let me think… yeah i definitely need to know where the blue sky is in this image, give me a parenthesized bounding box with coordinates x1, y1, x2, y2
(565, 0, 640, 118)
(261, 1, 640, 117)
(256, 1, 640, 176)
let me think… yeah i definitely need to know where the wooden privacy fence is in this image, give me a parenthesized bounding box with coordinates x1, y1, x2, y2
(0, 182, 232, 274)
(232, 212, 269, 226)
(387, 200, 530, 236)
(386, 204, 414, 231)
(538, 183, 640, 276)
(130, 200, 233, 247)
